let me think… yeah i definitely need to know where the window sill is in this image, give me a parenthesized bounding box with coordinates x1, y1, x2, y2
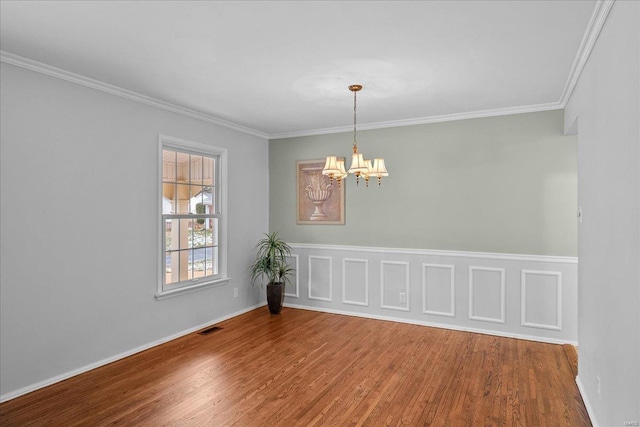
(155, 277, 230, 301)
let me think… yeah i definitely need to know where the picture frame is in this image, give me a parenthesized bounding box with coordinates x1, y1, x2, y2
(296, 159, 345, 225)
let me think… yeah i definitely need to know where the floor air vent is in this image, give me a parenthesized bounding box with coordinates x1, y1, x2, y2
(198, 326, 222, 335)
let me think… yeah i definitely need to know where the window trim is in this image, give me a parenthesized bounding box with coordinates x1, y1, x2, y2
(156, 134, 229, 300)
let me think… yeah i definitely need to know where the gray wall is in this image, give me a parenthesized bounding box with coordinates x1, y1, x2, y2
(565, 1, 640, 425)
(271, 110, 577, 256)
(0, 63, 269, 398)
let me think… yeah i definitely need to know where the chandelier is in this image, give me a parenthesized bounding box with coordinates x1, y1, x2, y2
(322, 84, 388, 187)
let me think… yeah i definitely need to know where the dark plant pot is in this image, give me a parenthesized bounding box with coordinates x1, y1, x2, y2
(266, 282, 285, 314)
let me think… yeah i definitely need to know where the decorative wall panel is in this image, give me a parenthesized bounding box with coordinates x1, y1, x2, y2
(343, 259, 368, 306)
(422, 264, 455, 317)
(308, 256, 332, 301)
(284, 254, 299, 298)
(381, 261, 410, 311)
(469, 267, 505, 323)
(521, 270, 562, 330)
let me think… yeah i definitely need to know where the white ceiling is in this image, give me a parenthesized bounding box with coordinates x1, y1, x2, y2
(0, 1, 597, 138)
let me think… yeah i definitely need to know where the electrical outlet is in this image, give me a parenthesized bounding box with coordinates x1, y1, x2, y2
(596, 376, 601, 398)
(399, 292, 406, 304)
(233, 287, 238, 298)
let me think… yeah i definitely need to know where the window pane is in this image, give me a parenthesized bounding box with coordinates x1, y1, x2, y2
(175, 184, 190, 214)
(203, 186, 214, 215)
(165, 217, 182, 285)
(177, 249, 192, 281)
(211, 247, 219, 275)
(211, 218, 219, 246)
(165, 219, 178, 251)
(202, 157, 214, 186)
(185, 250, 193, 280)
(191, 223, 208, 249)
(163, 150, 177, 182)
(190, 185, 204, 214)
(167, 249, 182, 285)
(190, 155, 203, 185)
(165, 251, 173, 285)
(176, 218, 193, 250)
(162, 183, 176, 214)
(176, 152, 189, 181)
(204, 246, 212, 277)
(193, 247, 207, 279)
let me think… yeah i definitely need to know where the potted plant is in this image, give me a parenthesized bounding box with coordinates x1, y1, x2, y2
(250, 232, 294, 314)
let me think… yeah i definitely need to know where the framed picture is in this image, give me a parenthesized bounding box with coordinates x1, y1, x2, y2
(296, 159, 345, 225)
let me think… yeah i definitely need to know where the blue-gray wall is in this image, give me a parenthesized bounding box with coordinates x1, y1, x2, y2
(270, 110, 577, 256)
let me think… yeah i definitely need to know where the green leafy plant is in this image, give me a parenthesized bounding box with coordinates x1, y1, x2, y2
(195, 202, 205, 225)
(276, 263, 295, 285)
(250, 232, 294, 285)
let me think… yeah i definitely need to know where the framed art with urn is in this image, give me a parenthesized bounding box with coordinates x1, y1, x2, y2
(296, 159, 345, 225)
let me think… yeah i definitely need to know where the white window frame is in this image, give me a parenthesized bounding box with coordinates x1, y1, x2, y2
(156, 134, 229, 300)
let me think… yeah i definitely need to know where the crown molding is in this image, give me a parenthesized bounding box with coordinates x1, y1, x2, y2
(0, 50, 269, 140)
(268, 102, 563, 139)
(558, 0, 615, 107)
(2, 0, 613, 142)
(269, 1, 615, 140)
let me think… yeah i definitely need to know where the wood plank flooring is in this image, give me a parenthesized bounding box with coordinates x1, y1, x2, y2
(0, 307, 590, 426)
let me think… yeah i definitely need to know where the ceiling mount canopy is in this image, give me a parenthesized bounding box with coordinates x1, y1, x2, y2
(322, 84, 388, 188)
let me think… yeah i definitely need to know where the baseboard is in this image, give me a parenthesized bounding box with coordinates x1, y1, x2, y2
(0, 302, 266, 403)
(285, 303, 579, 346)
(576, 375, 599, 427)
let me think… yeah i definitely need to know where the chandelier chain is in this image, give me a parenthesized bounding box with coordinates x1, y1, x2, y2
(353, 88, 358, 149)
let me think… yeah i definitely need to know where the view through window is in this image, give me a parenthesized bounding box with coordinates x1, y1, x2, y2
(162, 147, 220, 290)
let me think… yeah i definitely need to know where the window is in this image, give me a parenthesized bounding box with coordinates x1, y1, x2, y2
(157, 135, 228, 299)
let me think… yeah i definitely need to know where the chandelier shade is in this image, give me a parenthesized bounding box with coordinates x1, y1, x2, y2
(369, 158, 389, 186)
(322, 156, 341, 176)
(335, 159, 348, 178)
(349, 150, 368, 175)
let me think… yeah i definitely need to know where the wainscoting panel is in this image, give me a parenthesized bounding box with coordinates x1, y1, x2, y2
(469, 267, 505, 324)
(343, 259, 369, 306)
(521, 270, 562, 330)
(284, 254, 299, 298)
(381, 261, 410, 311)
(423, 264, 455, 317)
(308, 256, 332, 301)
(287, 244, 578, 345)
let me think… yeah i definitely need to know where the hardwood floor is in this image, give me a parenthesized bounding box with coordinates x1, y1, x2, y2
(0, 308, 590, 426)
